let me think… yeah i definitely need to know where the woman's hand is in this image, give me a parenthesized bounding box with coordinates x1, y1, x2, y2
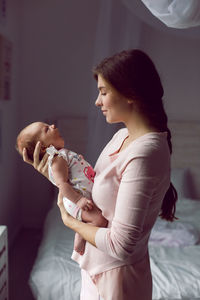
(22, 141, 49, 179)
(57, 192, 74, 227)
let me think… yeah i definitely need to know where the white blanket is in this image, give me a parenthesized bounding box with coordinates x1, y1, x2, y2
(150, 219, 199, 246)
(150, 245, 200, 299)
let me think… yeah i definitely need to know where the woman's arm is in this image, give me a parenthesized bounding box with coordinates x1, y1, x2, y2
(57, 156, 161, 260)
(94, 157, 160, 260)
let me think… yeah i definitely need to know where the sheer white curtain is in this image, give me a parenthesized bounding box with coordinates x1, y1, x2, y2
(140, 0, 200, 28)
(86, 0, 142, 166)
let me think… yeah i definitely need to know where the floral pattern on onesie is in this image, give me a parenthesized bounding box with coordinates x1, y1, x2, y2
(46, 145, 95, 199)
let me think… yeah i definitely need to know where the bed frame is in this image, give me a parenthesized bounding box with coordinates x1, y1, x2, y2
(169, 120, 200, 199)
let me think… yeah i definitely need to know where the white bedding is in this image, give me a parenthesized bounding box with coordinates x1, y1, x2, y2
(150, 219, 199, 247)
(150, 245, 200, 300)
(29, 198, 200, 300)
(29, 202, 81, 300)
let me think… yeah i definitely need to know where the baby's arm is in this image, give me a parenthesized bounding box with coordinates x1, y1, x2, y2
(51, 156, 93, 210)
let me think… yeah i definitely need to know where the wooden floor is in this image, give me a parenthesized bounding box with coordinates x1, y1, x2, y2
(8, 228, 43, 300)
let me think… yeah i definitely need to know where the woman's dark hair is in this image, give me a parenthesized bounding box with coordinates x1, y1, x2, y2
(93, 49, 178, 221)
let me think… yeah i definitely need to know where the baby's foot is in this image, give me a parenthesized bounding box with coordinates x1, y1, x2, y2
(74, 233, 86, 256)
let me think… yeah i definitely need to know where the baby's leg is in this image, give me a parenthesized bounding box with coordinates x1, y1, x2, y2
(63, 197, 82, 220)
(62, 197, 86, 255)
(63, 196, 107, 227)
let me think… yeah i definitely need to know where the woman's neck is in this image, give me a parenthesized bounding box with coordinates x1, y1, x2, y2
(124, 115, 159, 142)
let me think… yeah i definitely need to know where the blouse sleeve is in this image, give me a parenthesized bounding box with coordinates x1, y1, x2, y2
(95, 156, 157, 260)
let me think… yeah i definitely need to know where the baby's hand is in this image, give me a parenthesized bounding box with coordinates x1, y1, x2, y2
(76, 197, 94, 211)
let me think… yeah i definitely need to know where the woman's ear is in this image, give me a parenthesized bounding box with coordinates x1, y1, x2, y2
(127, 98, 139, 112)
(127, 99, 134, 104)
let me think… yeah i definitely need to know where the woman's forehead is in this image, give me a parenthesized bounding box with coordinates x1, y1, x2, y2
(97, 75, 114, 90)
(98, 75, 107, 87)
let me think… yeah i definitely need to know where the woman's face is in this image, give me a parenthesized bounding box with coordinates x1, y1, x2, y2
(95, 75, 133, 124)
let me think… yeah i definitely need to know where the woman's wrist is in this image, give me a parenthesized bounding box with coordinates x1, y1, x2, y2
(70, 218, 99, 247)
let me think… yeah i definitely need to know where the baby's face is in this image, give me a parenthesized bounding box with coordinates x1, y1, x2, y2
(25, 122, 64, 149)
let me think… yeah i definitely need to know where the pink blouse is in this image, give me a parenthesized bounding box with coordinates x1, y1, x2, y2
(72, 128, 170, 276)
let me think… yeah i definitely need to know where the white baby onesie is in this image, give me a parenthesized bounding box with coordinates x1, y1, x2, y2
(46, 145, 95, 220)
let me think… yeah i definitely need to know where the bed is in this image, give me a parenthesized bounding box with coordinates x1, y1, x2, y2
(29, 117, 200, 300)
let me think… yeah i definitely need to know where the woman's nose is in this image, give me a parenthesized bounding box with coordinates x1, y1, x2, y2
(95, 94, 102, 107)
(50, 124, 56, 129)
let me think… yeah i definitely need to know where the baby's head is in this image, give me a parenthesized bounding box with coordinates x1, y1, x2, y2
(16, 122, 64, 161)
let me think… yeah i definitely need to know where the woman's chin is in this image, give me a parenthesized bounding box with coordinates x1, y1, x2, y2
(106, 117, 119, 124)
(105, 115, 113, 123)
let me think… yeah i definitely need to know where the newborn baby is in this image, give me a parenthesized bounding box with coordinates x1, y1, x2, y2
(16, 121, 107, 254)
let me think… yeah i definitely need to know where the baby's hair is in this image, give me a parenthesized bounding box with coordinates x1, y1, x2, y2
(16, 131, 45, 162)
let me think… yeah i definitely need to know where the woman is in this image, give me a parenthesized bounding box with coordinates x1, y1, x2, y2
(23, 49, 177, 300)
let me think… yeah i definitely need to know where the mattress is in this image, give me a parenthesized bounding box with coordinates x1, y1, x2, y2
(29, 198, 200, 300)
(29, 202, 81, 300)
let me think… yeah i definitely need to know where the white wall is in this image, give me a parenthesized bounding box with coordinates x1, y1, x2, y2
(139, 23, 200, 121)
(0, 0, 22, 244)
(19, 0, 100, 227)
